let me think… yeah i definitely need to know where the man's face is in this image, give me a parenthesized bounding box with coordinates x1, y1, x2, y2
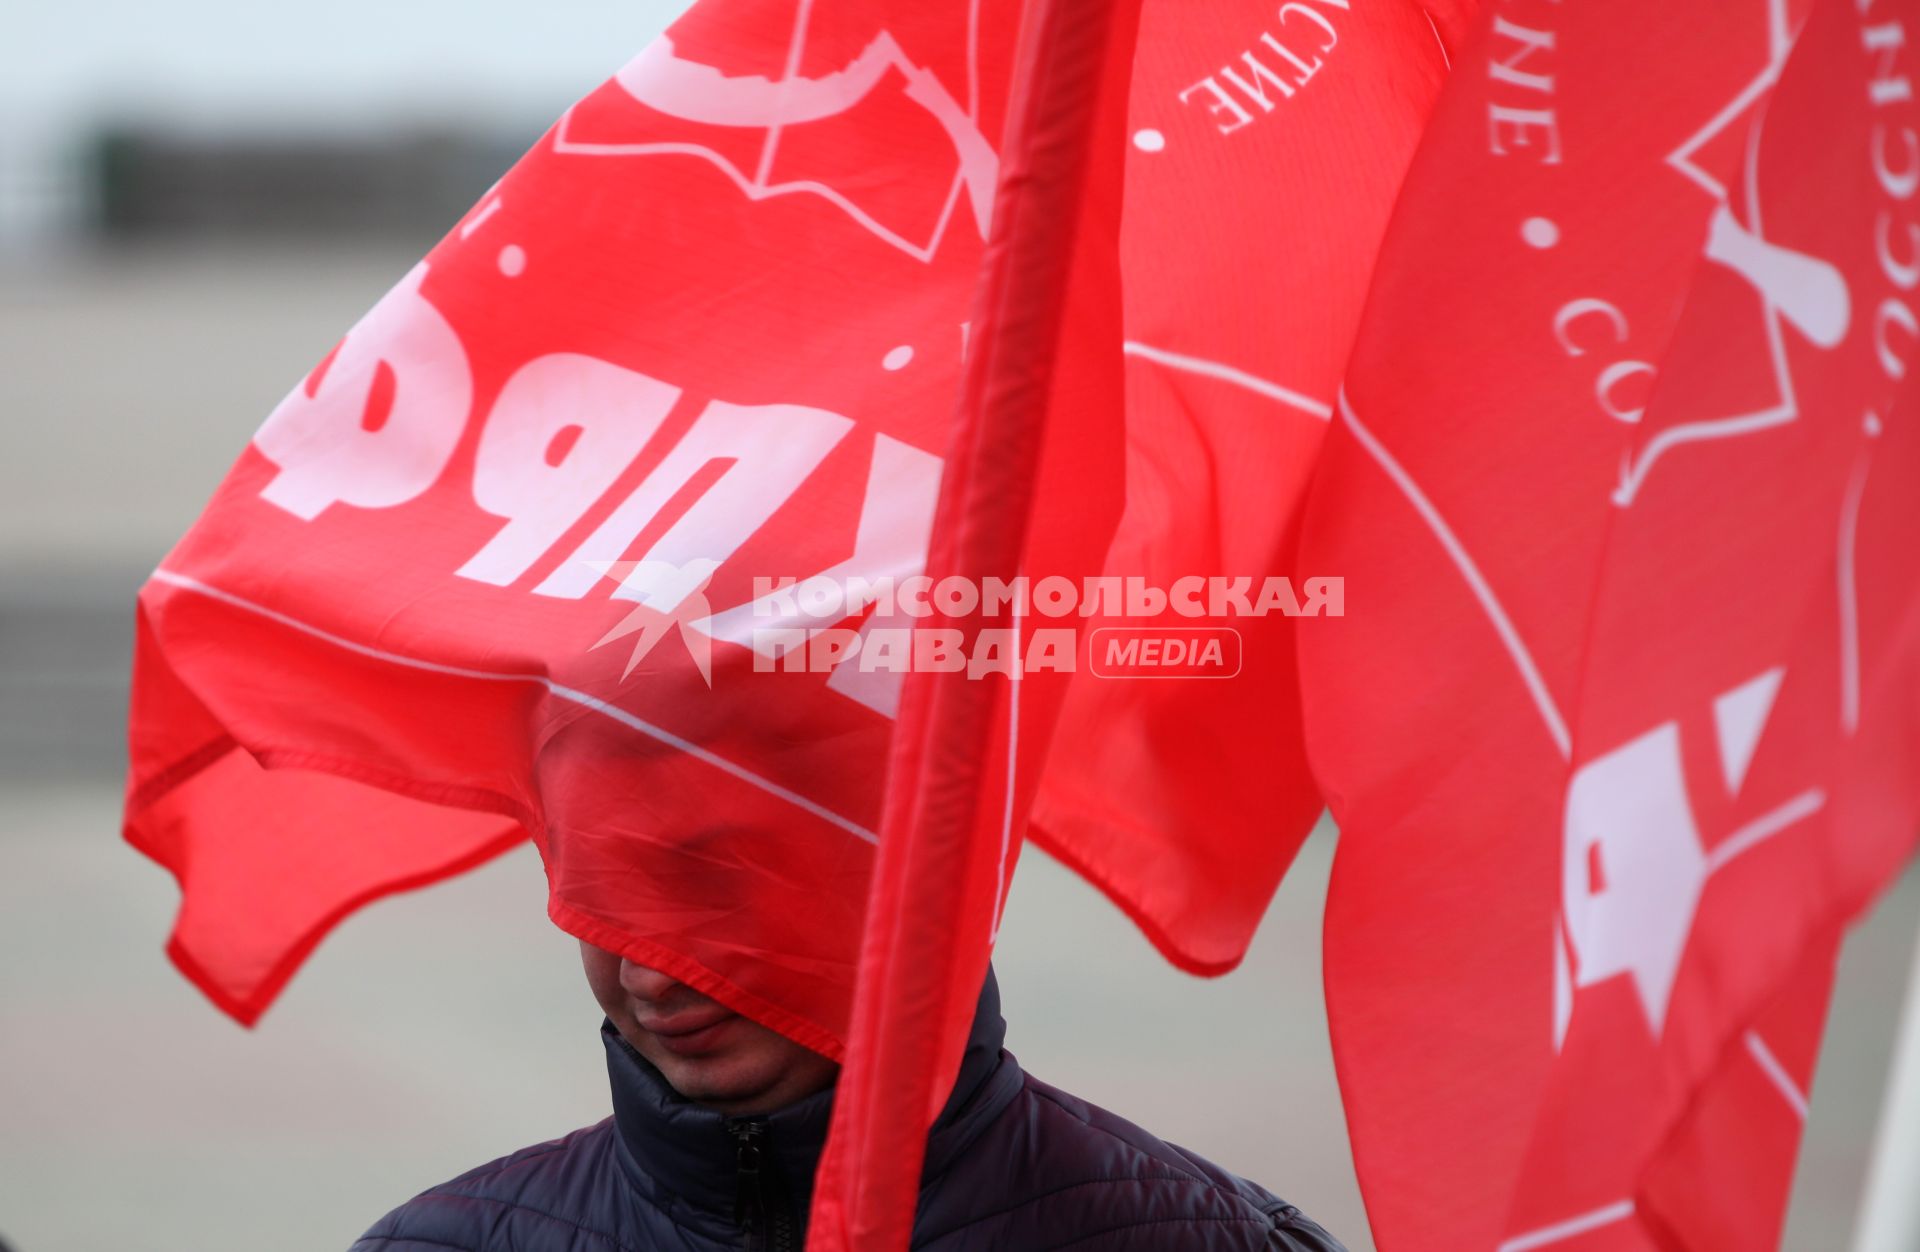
(581, 942, 839, 1115)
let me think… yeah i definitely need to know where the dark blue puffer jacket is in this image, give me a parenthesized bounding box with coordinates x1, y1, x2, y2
(352, 974, 1345, 1251)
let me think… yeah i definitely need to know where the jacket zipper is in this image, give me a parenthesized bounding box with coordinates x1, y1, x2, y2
(769, 1194, 798, 1252)
(729, 1118, 798, 1252)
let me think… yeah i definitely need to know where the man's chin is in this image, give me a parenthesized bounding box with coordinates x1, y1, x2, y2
(653, 1053, 783, 1113)
(609, 1006, 839, 1115)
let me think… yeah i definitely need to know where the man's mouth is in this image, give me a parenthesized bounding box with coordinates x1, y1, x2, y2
(635, 1008, 737, 1056)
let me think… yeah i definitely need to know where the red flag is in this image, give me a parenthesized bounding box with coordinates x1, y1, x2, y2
(1035, 0, 1465, 976)
(128, 0, 1035, 1045)
(126, 0, 1452, 1060)
(1298, 0, 1920, 1247)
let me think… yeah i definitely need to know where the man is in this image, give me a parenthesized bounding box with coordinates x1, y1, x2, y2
(352, 944, 1346, 1251)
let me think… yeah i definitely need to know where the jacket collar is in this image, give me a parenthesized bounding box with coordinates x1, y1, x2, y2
(602, 968, 1022, 1229)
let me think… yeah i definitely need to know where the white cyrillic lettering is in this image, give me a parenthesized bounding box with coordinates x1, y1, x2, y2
(1258, 31, 1323, 89)
(1873, 124, 1920, 198)
(968, 631, 1019, 679)
(1596, 361, 1656, 424)
(1024, 629, 1077, 673)
(1220, 51, 1295, 112)
(915, 629, 966, 672)
(753, 629, 811, 672)
(256, 262, 473, 520)
(538, 398, 853, 607)
(1878, 210, 1920, 289)
(982, 577, 1026, 616)
(1865, 22, 1913, 106)
(1078, 577, 1123, 617)
(1125, 578, 1167, 617)
(1179, 76, 1255, 135)
(1489, 105, 1562, 163)
(1253, 577, 1304, 616)
(1300, 576, 1345, 617)
(1877, 297, 1919, 378)
(1554, 298, 1629, 357)
(934, 576, 979, 617)
(1279, 3, 1339, 53)
(1487, 17, 1555, 93)
(1209, 576, 1254, 617)
(856, 629, 912, 672)
(459, 354, 681, 586)
(809, 629, 860, 671)
(1032, 576, 1078, 617)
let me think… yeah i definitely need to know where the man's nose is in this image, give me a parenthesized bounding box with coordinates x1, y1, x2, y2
(618, 960, 690, 1005)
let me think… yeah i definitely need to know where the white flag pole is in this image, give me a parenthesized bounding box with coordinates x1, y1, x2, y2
(1852, 914, 1920, 1252)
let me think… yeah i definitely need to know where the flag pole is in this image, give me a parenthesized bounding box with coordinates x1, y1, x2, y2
(1851, 913, 1920, 1252)
(805, 0, 1141, 1248)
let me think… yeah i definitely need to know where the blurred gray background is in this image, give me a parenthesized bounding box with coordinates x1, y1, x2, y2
(2, 3, 1917, 1250)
